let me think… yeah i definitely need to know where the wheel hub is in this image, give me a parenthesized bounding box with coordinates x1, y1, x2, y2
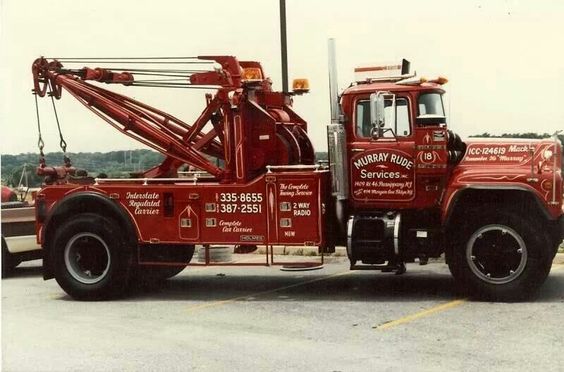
(466, 224, 527, 285)
(64, 233, 111, 284)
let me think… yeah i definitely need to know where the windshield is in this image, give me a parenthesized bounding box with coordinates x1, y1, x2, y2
(418, 93, 445, 117)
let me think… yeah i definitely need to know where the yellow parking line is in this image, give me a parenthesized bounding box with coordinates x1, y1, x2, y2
(376, 299, 467, 330)
(186, 270, 352, 312)
(376, 263, 563, 330)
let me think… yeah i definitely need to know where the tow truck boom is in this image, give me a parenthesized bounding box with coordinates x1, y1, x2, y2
(32, 56, 313, 181)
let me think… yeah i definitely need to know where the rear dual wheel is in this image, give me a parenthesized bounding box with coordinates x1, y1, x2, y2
(52, 214, 132, 300)
(448, 209, 552, 301)
(136, 245, 195, 285)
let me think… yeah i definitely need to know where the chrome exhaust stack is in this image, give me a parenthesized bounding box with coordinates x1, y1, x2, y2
(326, 38, 349, 229)
(328, 38, 340, 124)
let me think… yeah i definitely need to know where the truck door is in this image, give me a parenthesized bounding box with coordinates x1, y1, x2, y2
(412, 91, 450, 207)
(348, 93, 416, 204)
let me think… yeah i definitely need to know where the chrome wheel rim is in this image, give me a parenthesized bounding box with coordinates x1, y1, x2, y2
(64, 233, 111, 284)
(466, 224, 527, 285)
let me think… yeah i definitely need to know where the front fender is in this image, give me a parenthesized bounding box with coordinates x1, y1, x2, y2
(442, 184, 555, 226)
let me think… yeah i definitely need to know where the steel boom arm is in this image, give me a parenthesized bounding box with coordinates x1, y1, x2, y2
(31, 56, 247, 179)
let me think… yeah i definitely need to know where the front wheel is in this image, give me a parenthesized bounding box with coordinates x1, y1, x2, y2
(448, 209, 552, 301)
(51, 214, 132, 300)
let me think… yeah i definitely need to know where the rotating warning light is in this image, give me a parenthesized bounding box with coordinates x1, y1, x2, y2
(292, 78, 310, 94)
(241, 67, 263, 81)
(427, 76, 449, 85)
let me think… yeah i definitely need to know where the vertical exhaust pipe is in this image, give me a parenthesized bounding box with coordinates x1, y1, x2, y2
(326, 38, 349, 201)
(328, 38, 339, 123)
(326, 38, 349, 239)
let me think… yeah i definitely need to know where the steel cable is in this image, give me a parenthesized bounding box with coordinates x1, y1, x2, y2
(49, 60, 212, 65)
(130, 83, 218, 89)
(49, 56, 202, 60)
(33, 92, 45, 157)
(48, 82, 68, 153)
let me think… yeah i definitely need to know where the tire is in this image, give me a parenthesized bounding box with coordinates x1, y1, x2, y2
(196, 245, 232, 262)
(2, 236, 21, 278)
(448, 208, 553, 301)
(446, 257, 461, 280)
(234, 244, 258, 254)
(138, 245, 195, 283)
(51, 213, 132, 300)
(146, 265, 186, 280)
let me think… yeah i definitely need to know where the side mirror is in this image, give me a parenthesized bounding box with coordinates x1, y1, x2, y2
(370, 92, 394, 138)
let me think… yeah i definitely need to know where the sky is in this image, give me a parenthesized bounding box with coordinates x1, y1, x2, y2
(1, 0, 563, 156)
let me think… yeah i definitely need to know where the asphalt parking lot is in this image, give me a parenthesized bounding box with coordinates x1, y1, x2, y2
(3, 255, 564, 372)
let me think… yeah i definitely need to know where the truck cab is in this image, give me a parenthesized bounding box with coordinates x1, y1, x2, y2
(328, 62, 464, 266)
(327, 55, 562, 300)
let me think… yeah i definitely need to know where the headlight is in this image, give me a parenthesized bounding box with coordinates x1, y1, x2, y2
(543, 149, 553, 161)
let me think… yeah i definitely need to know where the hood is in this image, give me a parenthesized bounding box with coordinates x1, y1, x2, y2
(460, 138, 561, 168)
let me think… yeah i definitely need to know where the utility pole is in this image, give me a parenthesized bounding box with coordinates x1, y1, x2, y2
(279, 0, 288, 92)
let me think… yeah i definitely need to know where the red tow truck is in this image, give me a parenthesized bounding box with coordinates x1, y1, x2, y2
(31, 46, 563, 301)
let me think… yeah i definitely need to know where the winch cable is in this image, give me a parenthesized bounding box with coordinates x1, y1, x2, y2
(47, 57, 214, 65)
(47, 56, 207, 60)
(130, 83, 213, 89)
(48, 81, 71, 167)
(108, 68, 204, 73)
(52, 58, 222, 89)
(62, 68, 205, 75)
(130, 78, 191, 83)
(45, 55, 238, 90)
(120, 72, 198, 78)
(33, 91, 46, 168)
(48, 56, 209, 64)
(53, 61, 208, 65)
(130, 81, 215, 88)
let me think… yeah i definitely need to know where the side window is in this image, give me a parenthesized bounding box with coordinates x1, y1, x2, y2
(355, 101, 371, 137)
(394, 99, 410, 136)
(356, 97, 411, 138)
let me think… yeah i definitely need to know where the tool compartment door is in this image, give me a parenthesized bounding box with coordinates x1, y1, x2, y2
(267, 172, 325, 245)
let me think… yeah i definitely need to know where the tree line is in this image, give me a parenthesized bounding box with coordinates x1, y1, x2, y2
(1, 150, 164, 188)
